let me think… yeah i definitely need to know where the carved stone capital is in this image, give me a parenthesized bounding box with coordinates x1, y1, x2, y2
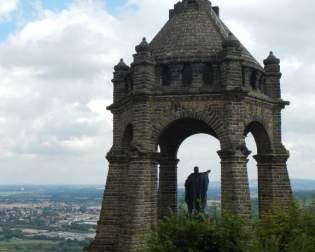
(217, 149, 250, 161)
(158, 157, 179, 166)
(128, 145, 160, 162)
(253, 153, 289, 164)
(106, 148, 128, 163)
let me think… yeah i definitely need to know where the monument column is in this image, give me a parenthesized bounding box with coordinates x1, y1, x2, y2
(158, 157, 179, 219)
(218, 150, 251, 218)
(86, 150, 128, 252)
(117, 151, 159, 252)
(254, 152, 292, 216)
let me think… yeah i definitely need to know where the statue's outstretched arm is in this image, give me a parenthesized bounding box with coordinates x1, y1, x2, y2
(202, 170, 211, 174)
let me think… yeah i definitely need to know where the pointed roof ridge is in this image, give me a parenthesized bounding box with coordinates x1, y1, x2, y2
(114, 58, 129, 72)
(150, 0, 262, 69)
(135, 37, 151, 53)
(264, 51, 280, 65)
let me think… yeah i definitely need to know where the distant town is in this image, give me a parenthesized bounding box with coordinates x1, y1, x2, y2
(0, 185, 103, 251)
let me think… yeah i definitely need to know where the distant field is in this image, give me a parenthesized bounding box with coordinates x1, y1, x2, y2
(0, 240, 58, 252)
(0, 239, 88, 252)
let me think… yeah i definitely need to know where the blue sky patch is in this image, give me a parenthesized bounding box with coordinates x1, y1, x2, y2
(42, 0, 72, 11)
(0, 20, 16, 41)
(105, 0, 128, 13)
(0, 0, 127, 42)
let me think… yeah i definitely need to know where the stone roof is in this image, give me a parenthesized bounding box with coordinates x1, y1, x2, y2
(150, 0, 262, 69)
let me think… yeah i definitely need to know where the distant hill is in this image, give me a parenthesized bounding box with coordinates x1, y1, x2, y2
(179, 179, 315, 192)
(2, 179, 315, 194)
(290, 179, 315, 191)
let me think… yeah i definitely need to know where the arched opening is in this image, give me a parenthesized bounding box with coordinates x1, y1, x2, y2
(182, 63, 193, 86)
(157, 118, 220, 218)
(125, 73, 133, 93)
(177, 134, 221, 217)
(161, 65, 171, 86)
(245, 132, 258, 217)
(203, 63, 213, 86)
(122, 124, 133, 151)
(259, 75, 264, 91)
(244, 122, 271, 154)
(250, 70, 257, 90)
(244, 121, 271, 217)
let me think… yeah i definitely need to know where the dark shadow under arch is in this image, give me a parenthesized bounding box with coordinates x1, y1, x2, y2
(244, 121, 273, 218)
(158, 118, 219, 157)
(244, 121, 271, 154)
(122, 124, 133, 151)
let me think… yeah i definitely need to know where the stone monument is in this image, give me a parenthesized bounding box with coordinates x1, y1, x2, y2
(185, 167, 210, 214)
(86, 0, 292, 251)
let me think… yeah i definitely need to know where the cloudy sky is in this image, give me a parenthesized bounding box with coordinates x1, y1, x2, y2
(0, 0, 314, 185)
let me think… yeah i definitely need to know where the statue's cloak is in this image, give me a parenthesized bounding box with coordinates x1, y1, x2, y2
(185, 172, 209, 212)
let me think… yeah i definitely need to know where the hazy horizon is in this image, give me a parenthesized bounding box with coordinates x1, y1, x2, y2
(1, 178, 315, 186)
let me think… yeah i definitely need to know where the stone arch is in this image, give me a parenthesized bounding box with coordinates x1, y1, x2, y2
(244, 121, 271, 154)
(154, 109, 224, 218)
(158, 118, 218, 156)
(243, 120, 275, 217)
(152, 109, 225, 150)
(122, 124, 133, 151)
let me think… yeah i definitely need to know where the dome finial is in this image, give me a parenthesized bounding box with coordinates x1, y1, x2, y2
(135, 37, 151, 53)
(114, 58, 129, 72)
(264, 51, 280, 65)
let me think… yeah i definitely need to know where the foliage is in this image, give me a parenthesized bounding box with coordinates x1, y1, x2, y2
(148, 204, 315, 252)
(148, 211, 255, 252)
(257, 204, 315, 252)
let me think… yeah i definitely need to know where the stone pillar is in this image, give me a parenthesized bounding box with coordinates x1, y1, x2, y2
(86, 151, 128, 252)
(254, 152, 292, 216)
(113, 59, 129, 103)
(132, 38, 156, 94)
(218, 150, 251, 218)
(191, 63, 204, 88)
(221, 33, 243, 91)
(263, 51, 281, 99)
(118, 152, 159, 252)
(169, 63, 183, 87)
(158, 157, 179, 219)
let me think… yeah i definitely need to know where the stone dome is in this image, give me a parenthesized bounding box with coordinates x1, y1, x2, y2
(150, 0, 262, 70)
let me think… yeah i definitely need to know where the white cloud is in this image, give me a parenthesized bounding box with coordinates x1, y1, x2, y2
(0, 0, 18, 21)
(0, 0, 314, 184)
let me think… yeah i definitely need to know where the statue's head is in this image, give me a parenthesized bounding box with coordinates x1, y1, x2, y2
(194, 166, 199, 174)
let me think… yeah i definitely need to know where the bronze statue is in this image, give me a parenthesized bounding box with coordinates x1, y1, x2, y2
(185, 166, 211, 214)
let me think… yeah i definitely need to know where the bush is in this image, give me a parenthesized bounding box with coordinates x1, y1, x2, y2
(148, 205, 315, 252)
(257, 205, 315, 252)
(148, 211, 255, 252)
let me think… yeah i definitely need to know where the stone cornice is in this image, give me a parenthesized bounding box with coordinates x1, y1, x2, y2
(107, 89, 289, 114)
